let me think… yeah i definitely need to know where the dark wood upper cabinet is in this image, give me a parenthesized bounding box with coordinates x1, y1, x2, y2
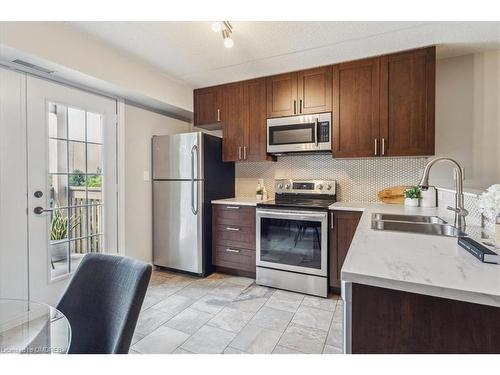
(380, 46, 435, 156)
(221, 83, 245, 162)
(332, 58, 380, 157)
(266, 72, 298, 118)
(194, 86, 222, 127)
(297, 66, 332, 115)
(244, 78, 273, 161)
(329, 210, 362, 289)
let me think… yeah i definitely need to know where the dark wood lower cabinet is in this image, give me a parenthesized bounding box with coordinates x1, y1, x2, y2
(212, 204, 256, 277)
(351, 283, 500, 353)
(329, 210, 362, 289)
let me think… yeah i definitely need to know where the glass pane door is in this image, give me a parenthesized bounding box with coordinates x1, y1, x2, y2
(260, 217, 322, 270)
(48, 103, 104, 279)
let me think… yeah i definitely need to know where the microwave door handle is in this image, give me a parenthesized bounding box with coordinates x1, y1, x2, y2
(315, 118, 319, 147)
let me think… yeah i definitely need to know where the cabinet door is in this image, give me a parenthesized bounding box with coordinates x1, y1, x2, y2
(329, 210, 362, 288)
(222, 83, 245, 162)
(297, 66, 332, 115)
(380, 47, 435, 156)
(332, 58, 380, 158)
(194, 86, 222, 126)
(244, 78, 273, 161)
(266, 72, 298, 118)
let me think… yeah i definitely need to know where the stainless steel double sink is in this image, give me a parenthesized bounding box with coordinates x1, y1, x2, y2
(371, 213, 467, 237)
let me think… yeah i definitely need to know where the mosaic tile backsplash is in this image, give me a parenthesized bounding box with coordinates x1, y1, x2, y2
(236, 154, 429, 202)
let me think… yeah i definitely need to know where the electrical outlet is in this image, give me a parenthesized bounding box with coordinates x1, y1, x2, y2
(143, 170, 150, 181)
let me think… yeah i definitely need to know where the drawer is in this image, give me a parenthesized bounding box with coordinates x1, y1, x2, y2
(213, 245, 256, 273)
(214, 224, 256, 249)
(213, 204, 255, 227)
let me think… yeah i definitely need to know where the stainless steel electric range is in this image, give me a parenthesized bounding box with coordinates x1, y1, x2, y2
(256, 179, 336, 298)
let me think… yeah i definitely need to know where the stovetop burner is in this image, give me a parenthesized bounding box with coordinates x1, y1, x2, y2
(257, 179, 336, 211)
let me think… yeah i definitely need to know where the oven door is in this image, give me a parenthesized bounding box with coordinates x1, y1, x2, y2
(256, 209, 328, 277)
(267, 113, 331, 153)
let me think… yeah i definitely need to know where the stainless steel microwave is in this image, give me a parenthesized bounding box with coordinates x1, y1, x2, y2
(266, 112, 332, 154)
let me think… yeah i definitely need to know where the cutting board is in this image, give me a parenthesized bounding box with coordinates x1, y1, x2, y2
(377, 186, 408, 205)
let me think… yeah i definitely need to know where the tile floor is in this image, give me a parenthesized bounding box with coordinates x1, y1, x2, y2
(130, 269, 344, 354)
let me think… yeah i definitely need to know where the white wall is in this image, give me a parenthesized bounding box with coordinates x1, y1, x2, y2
(124, 105, 190, 263)
(0, 22, 194, 114)
(433, 50, 500, 190)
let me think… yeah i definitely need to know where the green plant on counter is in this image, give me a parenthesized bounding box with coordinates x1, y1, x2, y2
(404, 186, 421, 199)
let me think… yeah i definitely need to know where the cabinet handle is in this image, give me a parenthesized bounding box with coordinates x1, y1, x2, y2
(381, 138, 386, 156)
(299, 99, 302, 114)
(217, 108, 221, 122)
(330, 211, 334, 229)
(225, 248, 240, 253)
(374, 139, 378, 156)
(225, 227, 240, 231)
(293, 100, 297, 114)
(243, 146, 247, 160)
(225, 206, 240, 210)
(238, 146, 242, 160)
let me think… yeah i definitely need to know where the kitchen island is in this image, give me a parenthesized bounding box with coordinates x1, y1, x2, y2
(329, 202, 500, 354)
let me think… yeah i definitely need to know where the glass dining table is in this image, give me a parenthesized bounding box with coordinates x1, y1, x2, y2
(0, 299, 71, 354)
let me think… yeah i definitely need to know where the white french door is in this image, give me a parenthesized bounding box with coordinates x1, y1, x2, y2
(26, 76, 118, 304)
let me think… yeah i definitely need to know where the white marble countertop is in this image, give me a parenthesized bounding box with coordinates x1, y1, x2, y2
(211, 197, 269, 206)
(329, 202, 500, 307)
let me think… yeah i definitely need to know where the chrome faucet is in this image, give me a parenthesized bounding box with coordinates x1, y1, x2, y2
(418, 157, 469, 231)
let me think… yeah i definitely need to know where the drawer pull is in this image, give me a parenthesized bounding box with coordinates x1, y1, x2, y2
(225, 206, 240, 210)
(225, 248, 240, 253)
(225, 227, 240, 231)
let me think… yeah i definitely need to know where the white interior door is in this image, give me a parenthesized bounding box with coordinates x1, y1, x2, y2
(27, 76, 118, 304)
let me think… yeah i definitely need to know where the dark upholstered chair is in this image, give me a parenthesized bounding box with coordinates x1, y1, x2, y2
(57, 253, 152, 354)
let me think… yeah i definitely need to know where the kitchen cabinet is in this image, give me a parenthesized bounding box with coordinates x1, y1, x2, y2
(194, 86, 222, 128)
(332, 47, 435, 158)
(221, 82, 245, 162)
(212, 204, 256, 277)
(329, 210, 362, 289)
(332, 57, 380, 157)
(351, 283, 500, 353)
(297, 66, 332, 115)
(266, 66, 332, 118)
(222, 79, 274, 162)
(380, 46, 435, 156)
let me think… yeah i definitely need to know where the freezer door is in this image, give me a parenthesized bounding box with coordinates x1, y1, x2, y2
(152, 132, 203, 180)
(153, 180, 203, 273)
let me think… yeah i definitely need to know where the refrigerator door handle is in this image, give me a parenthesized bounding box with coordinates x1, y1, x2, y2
(191, 144, 199, 215)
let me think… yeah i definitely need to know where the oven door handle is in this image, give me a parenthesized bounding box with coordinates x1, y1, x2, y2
(257, 209, 326, 220)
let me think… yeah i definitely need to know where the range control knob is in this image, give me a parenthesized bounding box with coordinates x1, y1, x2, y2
(277, 183, 284, 189)
(326, 184, 332, 190)
(317, 184, 323, 190)
(284, 183, 291, 189)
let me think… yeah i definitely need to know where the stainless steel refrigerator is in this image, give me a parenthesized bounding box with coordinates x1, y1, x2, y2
(152, 132, 235, 276)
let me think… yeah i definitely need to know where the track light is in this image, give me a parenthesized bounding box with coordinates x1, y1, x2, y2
(211, 21, 234, 48)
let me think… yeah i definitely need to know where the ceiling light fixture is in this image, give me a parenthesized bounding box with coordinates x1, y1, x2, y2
(211, 21, 234, 48)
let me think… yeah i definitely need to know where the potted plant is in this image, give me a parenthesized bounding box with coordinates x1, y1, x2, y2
(256, 186, 264, 201)
(404, 186, 421, 207)
(50, 207, 80, 266)
(478, 184, 500, 244)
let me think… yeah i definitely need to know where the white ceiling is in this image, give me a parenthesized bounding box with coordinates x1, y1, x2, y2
(69, 21, 500, 88)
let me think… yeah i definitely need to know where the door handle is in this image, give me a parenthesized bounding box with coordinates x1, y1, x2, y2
(293, 100, 297, 114)
(225, 206, 240, 210)
(191, 144, 199, 215)
(330, 211, 334, 229)
(225, 227, 240, 231)
(374, 139, 378, 156)
(238, 146, 242, 160)
(34, 207, 53, 215)
(225, 248, 240, 253)
(299, 99, 302, 114)
(381, 138, 386, 156)
(243, 146, 247, 160)
(217, 108, 221, 122)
